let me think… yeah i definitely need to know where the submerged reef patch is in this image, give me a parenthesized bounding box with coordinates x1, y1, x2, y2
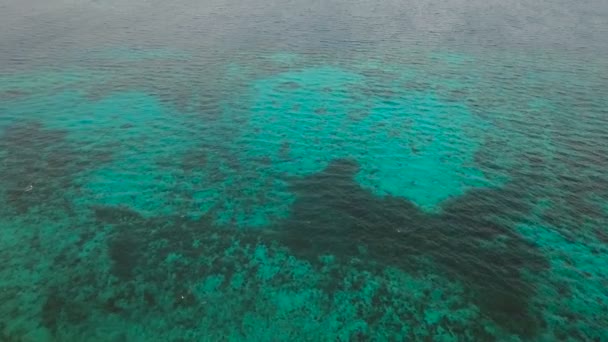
(243, 66, 490, 212)
(1, 51, 607, 341)
(278, 159, 548, 337)
(35, 159, 547, 340)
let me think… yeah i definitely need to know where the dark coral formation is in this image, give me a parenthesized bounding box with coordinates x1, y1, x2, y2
(86, 159, 548, 338)
(279, 159, 548, 337)
(0, 122, 570, 339)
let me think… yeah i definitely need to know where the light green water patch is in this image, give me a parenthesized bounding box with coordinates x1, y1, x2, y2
(0, 69, 104, 130)
(243, 66, 365, 174)
(14, 86, 289, 224)
(0, 83, 205, 217)
(68, 92, 203, 216)
(0, 67, 249, 222)
(0, 60, 497, 224)
(242, 66, 491, 211)
(354, 92, 489, 210)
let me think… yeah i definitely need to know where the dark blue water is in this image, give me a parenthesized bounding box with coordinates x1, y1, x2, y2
(1, 0, 608, 340)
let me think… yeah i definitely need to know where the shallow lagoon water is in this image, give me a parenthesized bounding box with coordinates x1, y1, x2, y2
(1, 0, 608, 340)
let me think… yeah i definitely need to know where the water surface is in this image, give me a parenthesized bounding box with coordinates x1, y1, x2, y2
(1, 0, 608, 340)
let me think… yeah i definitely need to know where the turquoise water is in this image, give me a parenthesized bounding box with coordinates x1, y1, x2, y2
(1, 0, 608, 340)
